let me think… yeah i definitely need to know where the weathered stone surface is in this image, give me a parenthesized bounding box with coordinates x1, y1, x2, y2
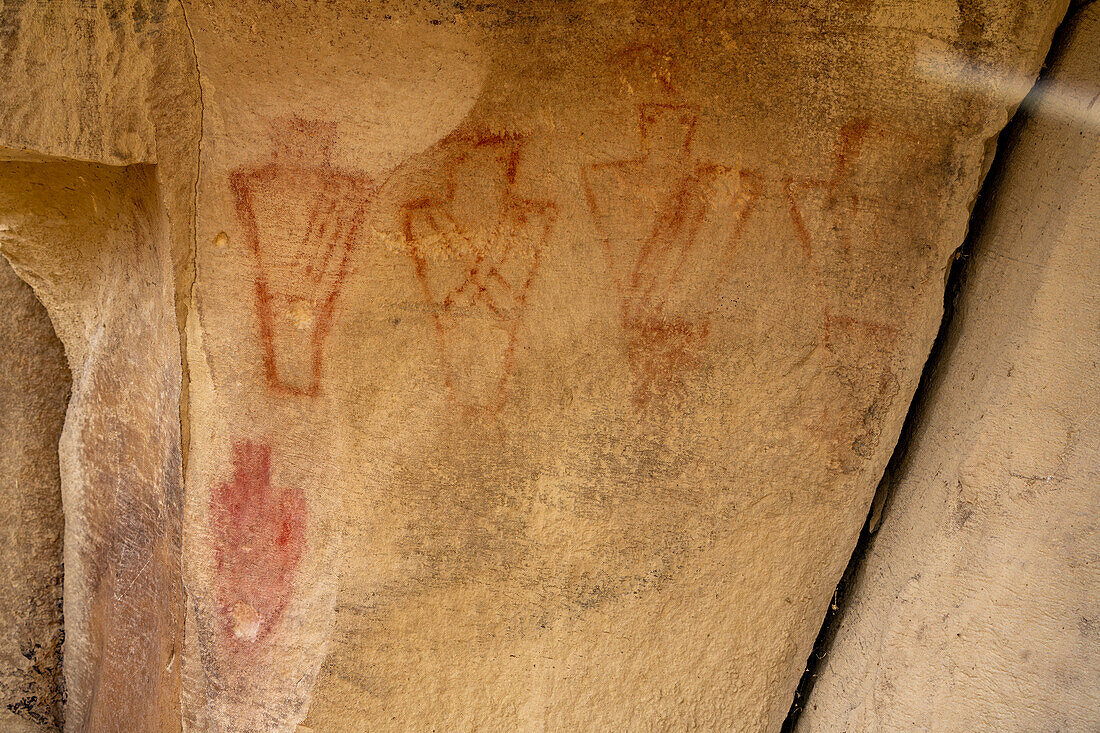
(0, 0, 1080, 730)
(0, 0, 168, 165)
(0, 161, 184, 731)
(177, 1, 1065, 730)
(0, 258, 68, 731)
(0, 2, 198, 729)
(799, 5, 1100, 730)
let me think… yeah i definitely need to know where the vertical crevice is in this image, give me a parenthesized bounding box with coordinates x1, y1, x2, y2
(176, 0, 203, 467)
(0, 254, 70, 731)
(166, 4, 204, 725)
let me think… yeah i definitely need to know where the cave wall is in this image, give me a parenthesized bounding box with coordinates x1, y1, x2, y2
(0, 1, 1083, 730)
(0, 258, 68, 730)
(178, 2, 1063, 728)
(0, 161, 184, 731)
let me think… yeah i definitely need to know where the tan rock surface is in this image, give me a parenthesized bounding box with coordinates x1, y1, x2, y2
(0, 2, 198, 728)
(0, 258, 68, 730)
(0, 0, 1079, 730)
(0, 0, 164, 164)
(0, 161, 184, 731)
(799, 5, 1100, 730)
(177, 1, 1065, 730)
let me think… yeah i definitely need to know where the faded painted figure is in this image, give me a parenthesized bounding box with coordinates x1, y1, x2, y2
(583, 96, 761, 408)
(784, 118, 911, 471)
(210, 441, 307, 653)
(230, 118, 376, 398)
(402, 133, 557, 415)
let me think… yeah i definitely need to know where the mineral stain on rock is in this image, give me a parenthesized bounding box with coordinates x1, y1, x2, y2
(210, 441, 306, 650)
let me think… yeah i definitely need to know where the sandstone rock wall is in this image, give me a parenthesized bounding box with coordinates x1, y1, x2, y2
(0, 0, 162, 164)
(799, 4, 1100, 730)
(0, 1, 1079, 730)
(178, 2, 1064, 729)
(0, 258, 68, 731)
(0, 162, 184, 731)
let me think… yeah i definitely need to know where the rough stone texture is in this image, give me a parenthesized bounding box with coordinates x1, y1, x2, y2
(0, 2, 198, 729)
(0, 1, 1078, 730)
(0, 162, 184, 731)
(0, 0, 164, 164)
(0, 258, 68, 731)
(177, 2, 1064, 730)
(799, 5, 1100, 730)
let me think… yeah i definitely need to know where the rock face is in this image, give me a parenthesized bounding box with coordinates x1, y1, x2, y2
(0, 259, 67, 731)
(179, 2, 1064, 729)
(0, 0, 1077, 730)
(799, 5, 1100, 730)
(0, 161, 185, 731)
(0, 0, 161, 164)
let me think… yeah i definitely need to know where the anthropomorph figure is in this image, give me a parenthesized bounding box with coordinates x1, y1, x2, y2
(583, 51, 761, 408)
(402, 133, 557, 416)
(230, 118, 376, 397)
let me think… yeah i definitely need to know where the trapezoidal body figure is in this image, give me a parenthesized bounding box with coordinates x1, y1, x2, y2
(230, 118, 376, 398)
(583, 101, 761, 407)
(783, 118, 910, 470)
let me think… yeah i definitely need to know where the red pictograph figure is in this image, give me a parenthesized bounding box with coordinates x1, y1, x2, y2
(401, 134, 557, 415)
(783, 118, 907, 469)
(230, 118, 376, 398)
(210, 441, 307, 651)
(782, 116, 906, 345)
(582, 101, 762, 408)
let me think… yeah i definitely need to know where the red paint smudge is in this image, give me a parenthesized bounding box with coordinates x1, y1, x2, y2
(624, 315, 711, 407)
(210, 441, 306, 650)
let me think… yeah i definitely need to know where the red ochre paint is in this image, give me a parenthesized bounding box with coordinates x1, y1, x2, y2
(581, 89, 761, 409)
(229, 117, 376, 398)
(401, 132, 557, 415)
(210, 441, 306, 649)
